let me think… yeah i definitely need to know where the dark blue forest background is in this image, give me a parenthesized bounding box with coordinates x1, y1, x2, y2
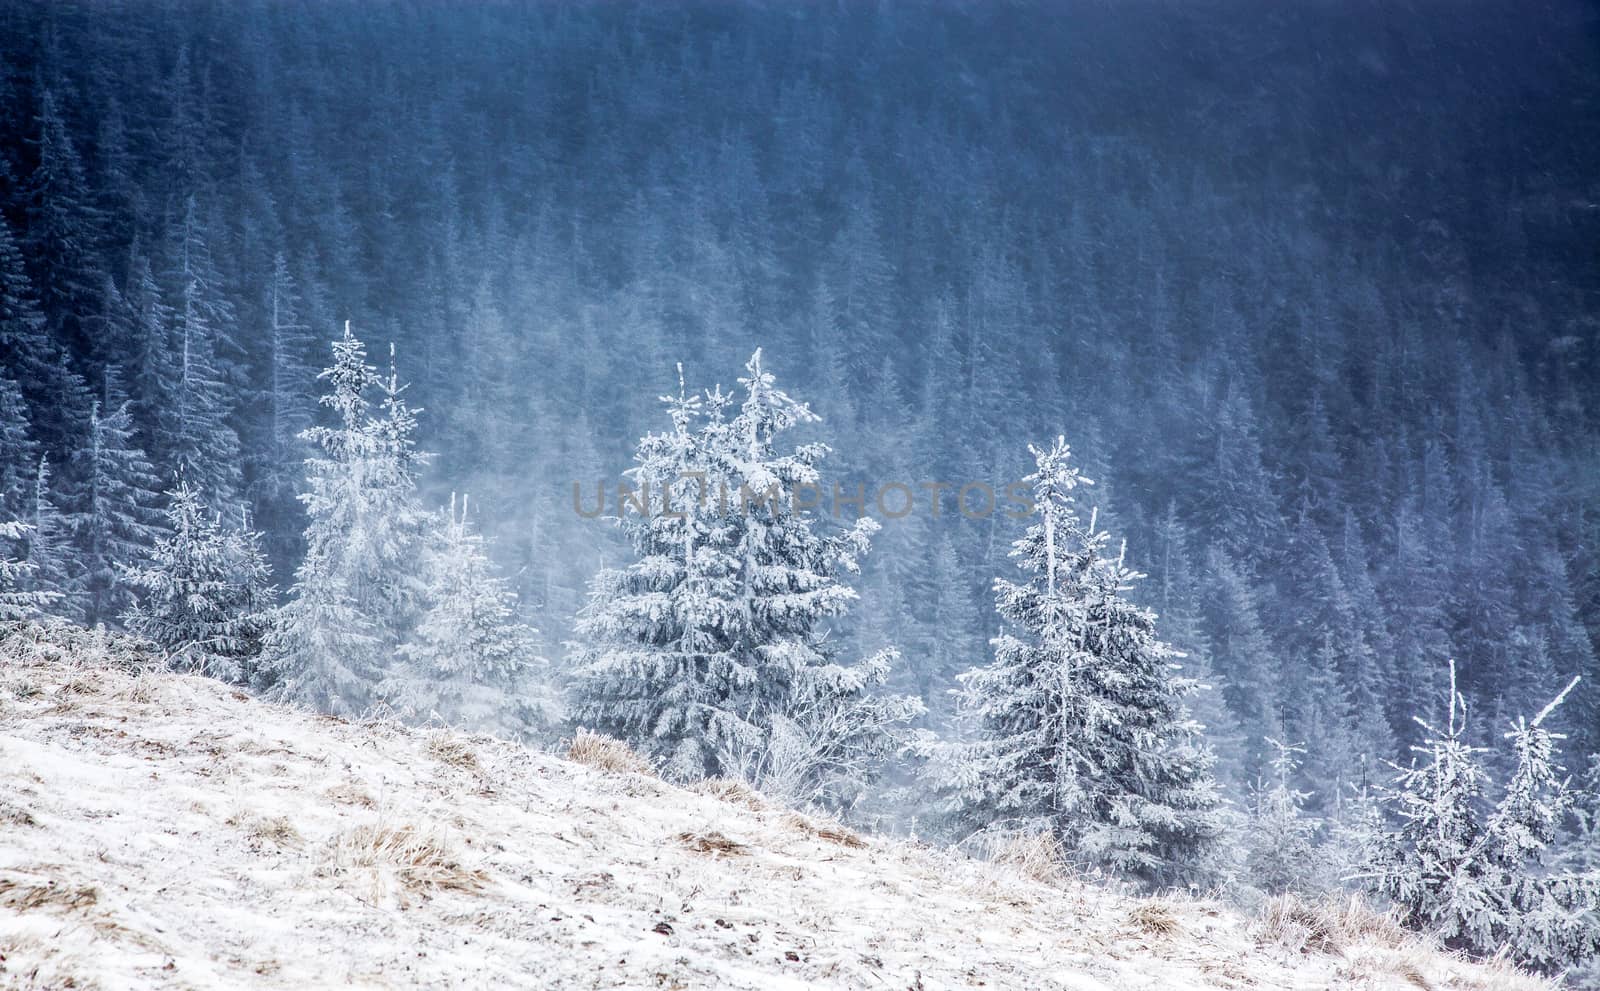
(1, 0, 1597, 801)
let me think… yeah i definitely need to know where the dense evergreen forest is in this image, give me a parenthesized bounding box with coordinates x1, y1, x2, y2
(2, 2, 1599, 962)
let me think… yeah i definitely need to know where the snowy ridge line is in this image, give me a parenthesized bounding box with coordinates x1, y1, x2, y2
(0, 629, 1556, 990)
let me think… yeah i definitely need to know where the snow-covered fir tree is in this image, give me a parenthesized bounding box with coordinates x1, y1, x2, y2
(359, 344, 433, 634)
(937, 437, 1223, 888)
(719, 644, 924, 811)
(0, 373, 35, 523)
(125, 251, 174, 445)
(260, 324, 429, 714)
(572, 352, 919, 801)
(382, 494, 551, 739)
(1368, 661, 1600, 972)
(26, 455, 81, 622)
(0, 520, 57, 621)
(1199, 545, 1278, 781)
(69, 373, 166, 626)
(569, 371, 742, 776)
(1244, 738, 1323, 895)
(1325, 756, 1386, 892)
(251, 252, 317, 539)
(1152, 505, 1249, 793)
(121, 480, 273, 682)
(0, 213, 87, 458)
(1479, 681, 1600, 971)
(164, 195, 242, 506)
(24, 90, 106, 320)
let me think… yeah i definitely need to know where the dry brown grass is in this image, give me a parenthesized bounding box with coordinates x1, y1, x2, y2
(426, 732, 480, 772)
(325, 820, 488, 904)
(105, 670, 161, 705)
(323, 781, 377, 808)
(677, 830, 748, 856)
(2, 676, 44, 701)
(692, 777, 765, 810)
(566, 731, 653, 776)
(0, 872, 100, 914)
(1318, 894, 1411, 950)
(1455, 953, 1564, 991)
(1125, 901, 1181, 938)
(987, 831, 1069, 885)
(60, 673, 103, 696)
(781, 811, 867, 849)
(1296, 896, 1558, 991)
(0, 800, 38, 827)
(226, 810, 302, 848)
(1335, 943, 1462, 991)
(1253, 894, 1348, 956)
(0, 925, 104, 991)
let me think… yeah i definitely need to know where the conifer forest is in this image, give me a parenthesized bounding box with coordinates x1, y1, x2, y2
(1, 0, 1598, 978)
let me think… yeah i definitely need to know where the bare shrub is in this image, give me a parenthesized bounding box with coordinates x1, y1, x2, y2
(0, 619, 160, 674)
(566, 730, 653, 776)
(1, 674, 43, 700)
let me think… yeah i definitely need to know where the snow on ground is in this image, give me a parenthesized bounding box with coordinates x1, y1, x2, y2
(0, 632, 1559, 990)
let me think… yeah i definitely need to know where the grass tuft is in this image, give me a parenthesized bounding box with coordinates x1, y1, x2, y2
(566, 731, 653, 776)
(0, 872, 100, 914)
(677, 830, 747, 856)
(987, 831, 1069, 885)
(692, 777, 765, 810)
(1253, 894, 1346, 956)
(1126, 901, 1181, 938)
(324, 820, 488, 904)
(426, 732, 480, 772)
(781, 811, 867, 849)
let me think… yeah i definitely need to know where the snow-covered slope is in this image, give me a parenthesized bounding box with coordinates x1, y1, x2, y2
(0, 630, 1556, 990)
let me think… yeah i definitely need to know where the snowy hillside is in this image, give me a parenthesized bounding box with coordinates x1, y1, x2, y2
(0, 627, 1555, 990)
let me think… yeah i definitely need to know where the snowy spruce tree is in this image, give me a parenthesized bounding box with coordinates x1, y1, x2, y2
(937, 437, 1223, 888)
(160, 196, 243, 506)
(248, 252, 317, 540)
(571, 352, 919, 804)
(0, 373, 35, 523)
(260, 324, 430, 714)
(121, 480, 273, 682)
(26, 455, 82, 622)
(1368, 661, 1600, 972)
(570, 371, 742, 777)
(360, 344, 434, 631)
(0, 520, 57, 622)
(0, 213, 88, 460)
(1370, 661, 1493, 943)
(1244, 738, 1323, 895)
(382, 494, 550, 739)
(1325, 756, 1386, 892)
(70, 374, 167, 626)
